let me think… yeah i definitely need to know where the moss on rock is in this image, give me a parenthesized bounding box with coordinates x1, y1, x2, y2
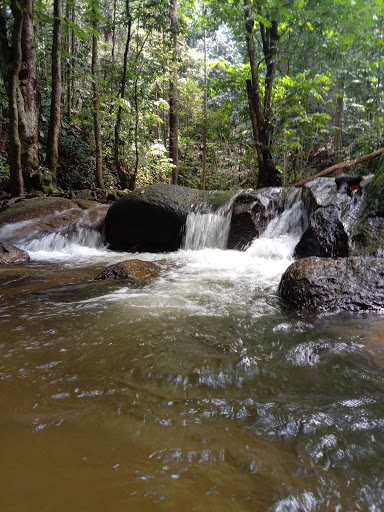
(0, 197, 79, 227)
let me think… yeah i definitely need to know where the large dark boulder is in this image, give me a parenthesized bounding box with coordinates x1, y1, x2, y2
(294, 206, 349, 259)
(104, 184, 238, 253)
(0, 242, 30, 264)
(105, 184, 203, 252)
(279, 256, 384, 312)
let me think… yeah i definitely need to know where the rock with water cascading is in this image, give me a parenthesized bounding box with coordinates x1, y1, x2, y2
(279, 256, 384, 312)
(0, 198, 108, 247)
(104, 184, 237, 253)
(227, 188, 291, 250)
(0, 242, 30, 264)
(294, 206, 349, 259)
(94, 259, 166, 284)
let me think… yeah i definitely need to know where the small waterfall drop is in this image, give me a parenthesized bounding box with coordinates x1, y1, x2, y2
(0, 205, 109, 260)
(183, 211, 232, 250)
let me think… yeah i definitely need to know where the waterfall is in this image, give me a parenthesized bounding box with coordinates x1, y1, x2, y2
(183, 211, 232, 250)
(0, 205, 109, 260)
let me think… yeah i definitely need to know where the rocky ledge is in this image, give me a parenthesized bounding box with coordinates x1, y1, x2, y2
(279, 256, 384, 313)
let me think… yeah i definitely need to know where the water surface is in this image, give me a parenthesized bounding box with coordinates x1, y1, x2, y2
(0, 211, 383, 511)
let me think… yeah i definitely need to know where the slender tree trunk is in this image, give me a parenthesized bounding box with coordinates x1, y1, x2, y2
(18, 0, 39, 189)
(70, 1, 76, 113)
(91, 11, 105, 189)
(128, 80, 139, 191)
(201, 26, 207, 191)
(46, 0, 62, 177)
(334, 80, 344, 169)
(114, 0, 132, 189)
(169, 0, 179, 184)
(0, 0, 24, 196)
(112, 0, 117, 60)
(243, 0, 280, 188)
(66, 0, 71, 120)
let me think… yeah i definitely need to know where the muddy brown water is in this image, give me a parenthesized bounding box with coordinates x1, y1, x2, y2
(0, 222, 383, 511)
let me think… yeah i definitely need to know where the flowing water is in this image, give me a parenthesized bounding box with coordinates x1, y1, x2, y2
(0, 203, 383, 511)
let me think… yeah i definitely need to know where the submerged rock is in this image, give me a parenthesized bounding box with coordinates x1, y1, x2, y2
(94, 259, 164, 284)
(0, 242, 30, 264)
(279, 256, 384, 312)
(294, 206, 349, 259)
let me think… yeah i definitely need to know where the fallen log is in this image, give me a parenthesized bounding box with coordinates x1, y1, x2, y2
(287, 148, 384, 188)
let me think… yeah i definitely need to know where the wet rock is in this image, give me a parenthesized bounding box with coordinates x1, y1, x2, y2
(0, 197, 80, 228)
(279, 256, 384, 313)
(351, 155, 384, 256)
(0, 242, 30, 264)
(104, 184, 205, 252)
(294, 206, 349, 259)
(301, 177, 338, 213)
(227, 188, 288, 250)
(94, 259, 163, 284)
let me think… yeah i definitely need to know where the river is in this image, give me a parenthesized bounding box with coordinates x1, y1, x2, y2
(0, 204, 383, 511)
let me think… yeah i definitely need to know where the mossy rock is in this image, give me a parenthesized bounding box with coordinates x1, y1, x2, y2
(0, 197, 80, 227)
(352, 155, 384, 256)
(94, 259, 163, 284)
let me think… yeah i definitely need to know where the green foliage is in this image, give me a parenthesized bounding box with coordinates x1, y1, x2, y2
(57, 136, 96, 190)
(0, 155, 10, 190)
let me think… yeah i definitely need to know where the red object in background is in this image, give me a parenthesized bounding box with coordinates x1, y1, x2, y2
(351, 177, 364, 191)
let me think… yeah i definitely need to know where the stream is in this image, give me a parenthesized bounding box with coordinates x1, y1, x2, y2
(0, 204, 383, 511)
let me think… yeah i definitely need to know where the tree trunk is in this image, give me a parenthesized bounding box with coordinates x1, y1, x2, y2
(169, 0, 179, 185)
(0, 0, 24, 196)
(128, 80, 140, 191)
(201, 26, 207, 191)
(114, 0, 132, 189)
(243, 0, 281, 188)
(18, 0, 39, 189)
(288, 149, 384, 188)
(334, 79, 344, 169)
(91, 11, 105, 190)
(46, 0, 62, 178)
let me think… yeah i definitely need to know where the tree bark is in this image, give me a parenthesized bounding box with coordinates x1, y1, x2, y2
(288, 149, 384, 188)
(334, 79, 344, 169)
(46, 0, 62, 177)
(201, 26, 207, 191)
(18, 0, 39, 188)
(91, 11, 105, 190)
(114, 0, 132, 189)
(0, 0, 24, 196)
(169, 0, 179, 184)
(243, 0, 281, 188)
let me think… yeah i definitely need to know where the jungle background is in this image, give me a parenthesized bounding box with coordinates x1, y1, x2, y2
(0, 0, 383, 197)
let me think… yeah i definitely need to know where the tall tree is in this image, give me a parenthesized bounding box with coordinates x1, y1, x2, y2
(169, 0, 179, 184)
(243, 0, 281, 188)
(45, 0, 62, 177)
(114, 0, 132, 190)
(91, 1, 105, 189)
(0, 0, 24, 196)
(18, 0, 39, 187)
